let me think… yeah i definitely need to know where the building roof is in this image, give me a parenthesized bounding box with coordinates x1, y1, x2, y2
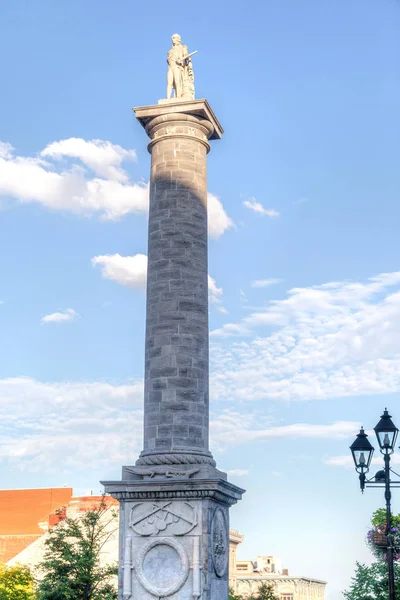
(235, 575, 327, 585)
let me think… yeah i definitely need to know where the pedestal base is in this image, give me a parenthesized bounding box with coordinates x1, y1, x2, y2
(102, 477, 244, 599)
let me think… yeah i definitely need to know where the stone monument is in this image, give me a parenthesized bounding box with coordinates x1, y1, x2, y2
(102, 34, 244, 600)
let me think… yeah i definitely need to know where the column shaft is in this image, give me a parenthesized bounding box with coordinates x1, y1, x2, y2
(137, 113, 215, 466)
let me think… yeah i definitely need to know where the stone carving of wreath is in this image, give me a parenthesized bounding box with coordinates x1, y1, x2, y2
(211, 507, 228, 578)
(135, 537, 189, 597)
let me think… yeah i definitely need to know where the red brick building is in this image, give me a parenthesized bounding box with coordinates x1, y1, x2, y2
(0, 487, 117, 564)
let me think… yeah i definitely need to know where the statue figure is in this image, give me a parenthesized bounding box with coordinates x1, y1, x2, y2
(167, 34, 197, 100)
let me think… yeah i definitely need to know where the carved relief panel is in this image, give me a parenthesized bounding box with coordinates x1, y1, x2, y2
(135, 537, 190, 597)
(122, 500, 202, 599)
(211, 507, 229, 578)
(129, 500, 198, 536)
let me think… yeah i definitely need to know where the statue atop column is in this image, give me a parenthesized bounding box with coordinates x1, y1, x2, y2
(166, 33, 197, 100)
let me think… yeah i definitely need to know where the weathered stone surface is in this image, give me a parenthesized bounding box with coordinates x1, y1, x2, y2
(102, 479, 243, 600)
(134, 107, 216, 464)
(102, 100, 244, 600)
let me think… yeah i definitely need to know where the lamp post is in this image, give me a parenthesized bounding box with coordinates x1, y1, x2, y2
(350, 409, 400, 600)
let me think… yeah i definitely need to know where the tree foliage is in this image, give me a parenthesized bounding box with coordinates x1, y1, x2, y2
(256, 582, 280, 600)
(229, 582, 279, 600)
(371, 508, 400, 530)
(229, 588, 245, 600)
(0, 564, 35, 600)
(343, 561, 400, 600)
(36, 498, 118, 600)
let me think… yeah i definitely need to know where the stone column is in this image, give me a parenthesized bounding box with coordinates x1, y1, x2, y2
(102, 99, 244, 600)
(138, 107, 214, 468)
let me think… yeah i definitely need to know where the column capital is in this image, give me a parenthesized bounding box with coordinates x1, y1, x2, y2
(133, 98, 223, 140)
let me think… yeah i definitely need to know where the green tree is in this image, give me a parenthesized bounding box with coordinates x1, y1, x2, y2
(0, 564, 35, 600)
(229, 582, 279, 600)
(36, 498, 118, 600)
(371, 508, 400, 530)
(229, 588, 244, 600)
(343, 561, 400, 600)
(256, 582, 280, 600)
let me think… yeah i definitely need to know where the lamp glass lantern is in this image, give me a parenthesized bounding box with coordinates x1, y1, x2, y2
(374, 409, 399, 452)
(350, 427, 374, 472)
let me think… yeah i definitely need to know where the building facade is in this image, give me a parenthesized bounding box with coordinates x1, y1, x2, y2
(0, 488, 118, 569)
(229, 530, 326, 600)
(0, 487, 73, 564)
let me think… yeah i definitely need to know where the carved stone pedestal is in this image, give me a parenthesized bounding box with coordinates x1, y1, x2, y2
(103, 477, 244, 599)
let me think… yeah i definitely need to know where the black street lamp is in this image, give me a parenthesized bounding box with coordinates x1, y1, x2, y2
(350, 426, 374, 491)
(374, 409, 399, 452)
(350, 409, 400, 600)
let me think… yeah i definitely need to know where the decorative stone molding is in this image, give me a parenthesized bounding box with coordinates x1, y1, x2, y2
(211, 507, 229, 578)
(107, 488, 242, 506)
(136, 451, 216, 468)
(145, 113, 214, 153)
(135, 537, 189, 597)
(192, 536, 202, 598)
(134, 99, 224, 139)
(125, 466, 200, 479)
(122, 536, 132, 599)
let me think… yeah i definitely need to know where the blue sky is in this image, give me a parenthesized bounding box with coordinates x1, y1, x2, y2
(1, 0, 400, 598)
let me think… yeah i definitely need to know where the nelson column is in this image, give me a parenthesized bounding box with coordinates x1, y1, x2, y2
(102, 34, 244, 600)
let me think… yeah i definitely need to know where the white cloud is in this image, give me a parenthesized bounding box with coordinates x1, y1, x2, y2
(92, 253, 226, 309)
(208, 275, 228, 313)
(0, 377, 144, 473)
(226, 469, 249, 477)
(41, 138, 137, 182)
(0, 139, 233, 235)
(210, 323, 250, 338)
(326, 454, 400, 468)
(208, 275, 223, 304)
(240, 289, 248, 304)
(92, 254, 148, 290)
(208, 193, 234, 238)
(211, 411, 358, 450)
(251, 278, 283, 288)
(243, 198, 279, 217)
(0, 376, 359, 475)
(0, 143, 13, 159)
(41, 308, 78, 324)
(324, 456, 355, 468)
(0, 139, 148, 221)
(210, 271, 400, 402)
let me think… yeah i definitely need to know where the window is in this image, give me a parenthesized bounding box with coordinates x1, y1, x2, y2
(237, 564, 249, 572)
(281, 595, 294, 600)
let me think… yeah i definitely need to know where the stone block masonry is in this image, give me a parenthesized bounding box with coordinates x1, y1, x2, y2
(136, 106, 217, 467)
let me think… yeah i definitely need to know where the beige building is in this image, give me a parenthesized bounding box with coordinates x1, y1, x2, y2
(229, 530, 326, 600)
